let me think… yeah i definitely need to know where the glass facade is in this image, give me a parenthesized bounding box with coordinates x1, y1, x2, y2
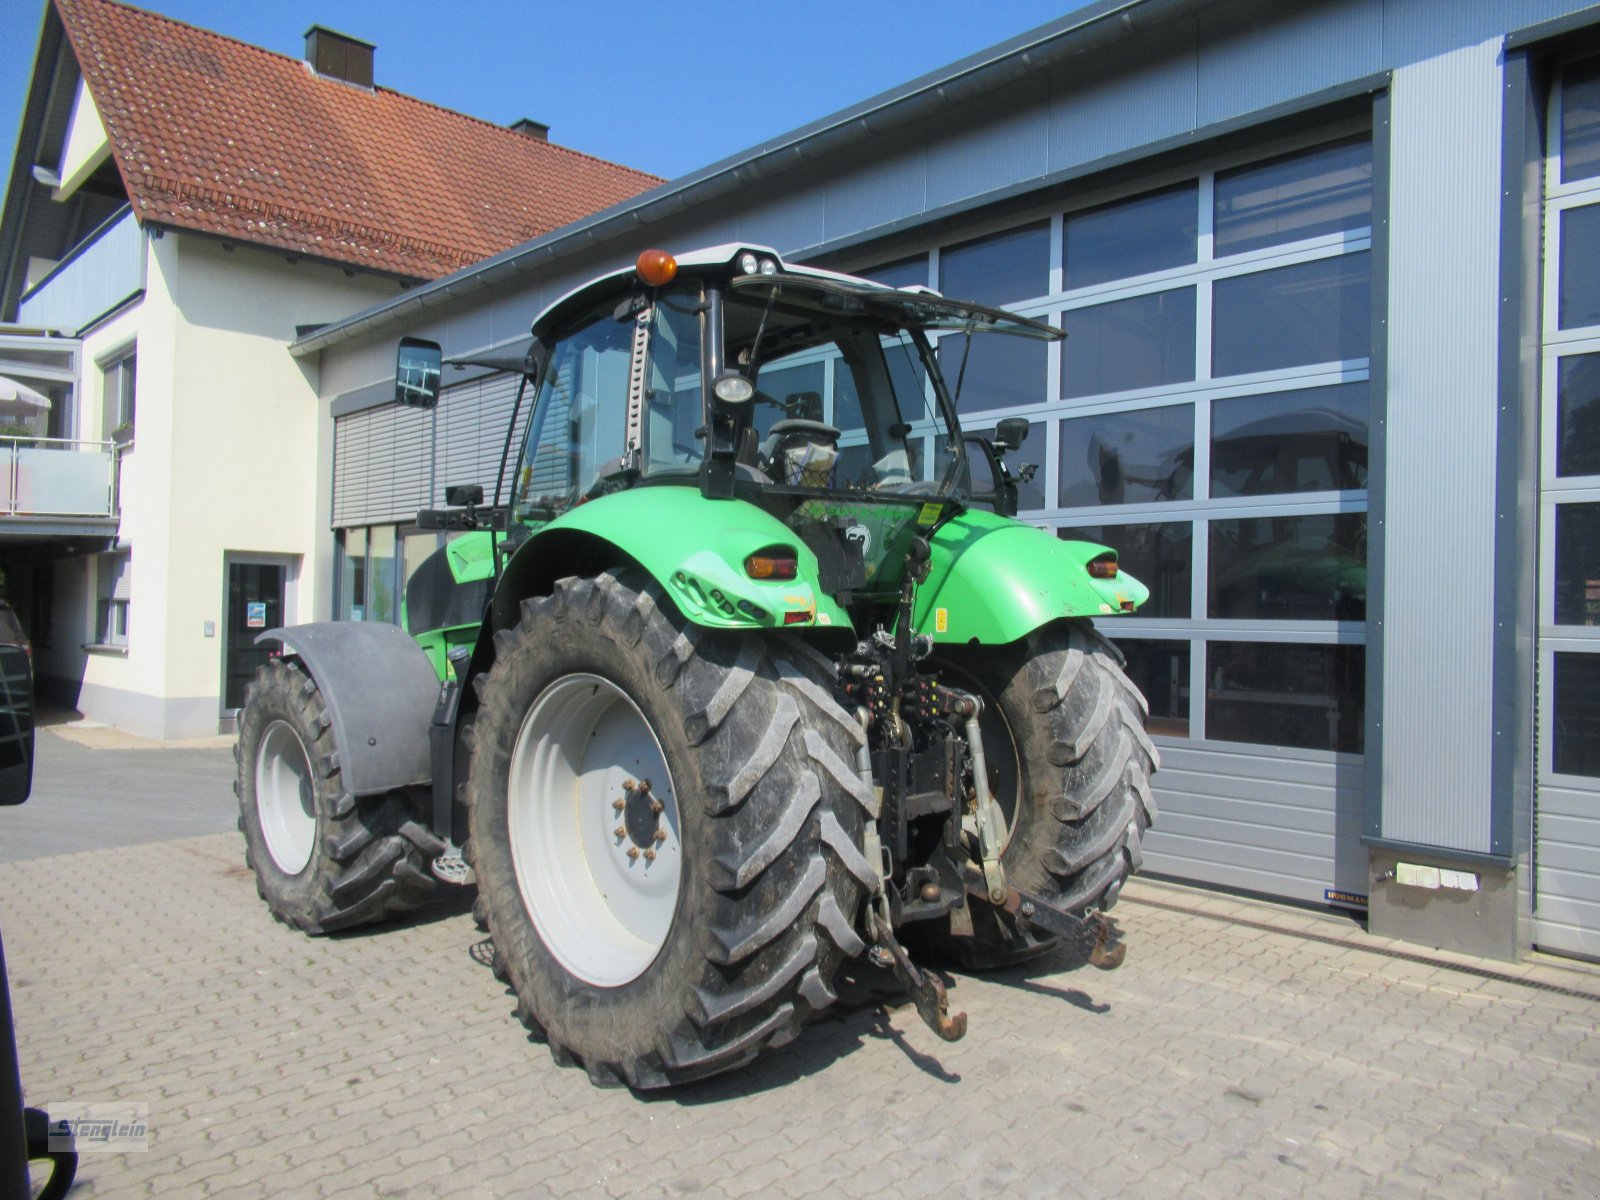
(337, 525, 449, 626)
(1546, 63, 1600, 789)
(863, 132, 1374, 753)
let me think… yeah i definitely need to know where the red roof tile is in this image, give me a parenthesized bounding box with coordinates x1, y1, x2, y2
(54, 0, 663, 279)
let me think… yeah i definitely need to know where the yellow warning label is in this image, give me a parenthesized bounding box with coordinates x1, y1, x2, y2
(935, 608, 948, 633)
(916, 502, 942, 526)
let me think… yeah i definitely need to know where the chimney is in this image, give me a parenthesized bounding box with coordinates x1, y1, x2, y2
(509, 118, 550, 142)
(304, 25, 375, 87)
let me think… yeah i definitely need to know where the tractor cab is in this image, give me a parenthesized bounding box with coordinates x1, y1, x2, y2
(501, 245, 1059, 609)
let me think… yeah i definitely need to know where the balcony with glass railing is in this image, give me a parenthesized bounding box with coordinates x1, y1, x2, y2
(0, 435, 117, 532)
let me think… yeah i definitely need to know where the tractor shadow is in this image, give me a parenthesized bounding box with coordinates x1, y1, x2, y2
(325, 886, 477, 939)
(644, 941, 1113, 1104)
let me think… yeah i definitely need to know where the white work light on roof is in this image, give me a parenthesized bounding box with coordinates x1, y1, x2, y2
(758, 258, 778, 275)
(738, 251, 760, 276)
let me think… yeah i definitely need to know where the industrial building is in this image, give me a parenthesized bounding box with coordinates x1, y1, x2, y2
(288, 0, 1597, 962)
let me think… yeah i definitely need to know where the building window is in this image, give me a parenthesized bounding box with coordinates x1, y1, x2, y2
(95, 551, 131, 647)
(938, 333, 1047, 415)
(1211, 252, 1371, 377)
(938, 222, 1050, 307)
(102, 348, 136, 441)
(845, 131, 1373, 752)
(1553, 653, 1600, 777)
(1064, 181, 1198, 288)
(1206, 641, 1365, 754)
(1210, 383, 1369, 496)
(1213, 136, 1373, 257)
(1058, 405, 1194, 507)
(337, 524, 447, 626)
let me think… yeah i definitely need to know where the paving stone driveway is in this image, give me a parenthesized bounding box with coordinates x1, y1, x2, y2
(4, 827, 1597, 1200)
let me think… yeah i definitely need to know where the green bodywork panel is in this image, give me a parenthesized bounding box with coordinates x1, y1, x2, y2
(407, 531, 499, 680)
(526, 487, 853, 632)
(405, 489, 1147, 676)
(913, 508, 1149, 644)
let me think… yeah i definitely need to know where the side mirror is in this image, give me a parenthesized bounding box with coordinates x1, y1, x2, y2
(993, 417, 1030, 455)
(0, 645, 34, 806)
(395, 337, 442, 409)
(444, 484, 484, 507)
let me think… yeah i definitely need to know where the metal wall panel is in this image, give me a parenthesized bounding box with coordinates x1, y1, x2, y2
(1143, 742, 1368, 905)
(1044, 18, 1198, 173)
(1383, 0, 1599, 67)
(1535, 782, 1600, 957)
(924, 77, 1052, 212)
(1194, 0, 1384, 130)
(819, 143, 928, 245)
(1377, 39, 1503, 852)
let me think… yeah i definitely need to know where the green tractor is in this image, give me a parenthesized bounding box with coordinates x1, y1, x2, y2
(236, 245, 1158, 1088)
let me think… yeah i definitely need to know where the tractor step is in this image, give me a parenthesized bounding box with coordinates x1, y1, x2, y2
(430, 854, 475, 886)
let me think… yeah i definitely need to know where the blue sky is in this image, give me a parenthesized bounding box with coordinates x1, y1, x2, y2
(3, 0, 1085, 186)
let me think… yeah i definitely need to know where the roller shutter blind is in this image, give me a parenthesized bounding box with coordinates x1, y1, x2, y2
(433, 372, 533, 507)
(331, 403, 432, 527)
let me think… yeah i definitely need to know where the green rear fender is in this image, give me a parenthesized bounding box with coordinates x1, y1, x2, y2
(504, 487, 852, 633)
(914, 508, 1149, 644)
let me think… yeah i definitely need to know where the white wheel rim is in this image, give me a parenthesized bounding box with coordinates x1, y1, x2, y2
(508, 673, 681, 988)
(256, 720, 317, 875)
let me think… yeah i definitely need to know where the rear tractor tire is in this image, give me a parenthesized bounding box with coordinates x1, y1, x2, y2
(235, 657, 443, 935)
(467, 569, 875, 1088)
(920, 618, 1159, 969)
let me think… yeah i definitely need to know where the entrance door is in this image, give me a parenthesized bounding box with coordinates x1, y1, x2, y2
(224, 561, 287, 713)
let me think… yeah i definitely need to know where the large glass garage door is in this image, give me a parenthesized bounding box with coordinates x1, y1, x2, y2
(1536, 61, 1600, 959)
(857, 123, 1375, 908)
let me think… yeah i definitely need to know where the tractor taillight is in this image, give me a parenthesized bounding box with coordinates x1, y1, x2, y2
(745, 549, 798, 581)
(637, 249, 678, 287)
(1087, 555, 1118, 579)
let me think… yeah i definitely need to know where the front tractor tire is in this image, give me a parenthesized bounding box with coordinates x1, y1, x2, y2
(235, 657, 443, 935)
(925, 619, 1159, 969)
(467, 570, 874, 1089)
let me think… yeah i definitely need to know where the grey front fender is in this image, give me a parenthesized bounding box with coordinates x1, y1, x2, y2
(255, 622, 440, 797)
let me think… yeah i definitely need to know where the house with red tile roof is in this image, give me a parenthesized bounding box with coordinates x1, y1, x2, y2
(0, 0, 661, 737)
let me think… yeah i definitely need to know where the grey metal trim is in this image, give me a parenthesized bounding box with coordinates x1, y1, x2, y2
(1492, 50, 1544, 862)
(1363, 87, 1392, 843)
(256, 622, 439, 796)
(1505, 4, 1600, 52)
(329, 378, 393, 419)
(288, 0, 1215, 358)
(1361, 836, 1515, 870)
(804, 72, 1392, 270)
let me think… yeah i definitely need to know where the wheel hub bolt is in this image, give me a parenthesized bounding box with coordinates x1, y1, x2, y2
(612, 798, 626, 812)
(653, 829, 666, 843)
(643, 848, 656, 862)
(626, 848, 640, 861)
(649, 799, 664, 815)
(614, 825, 627, 839)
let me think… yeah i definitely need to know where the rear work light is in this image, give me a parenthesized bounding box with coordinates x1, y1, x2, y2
(745, 548, 798, 581)
(1087, 554, 1119, 580)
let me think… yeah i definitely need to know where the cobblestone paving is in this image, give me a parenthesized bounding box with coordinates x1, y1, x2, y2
(3, 834, 1597, 1199)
